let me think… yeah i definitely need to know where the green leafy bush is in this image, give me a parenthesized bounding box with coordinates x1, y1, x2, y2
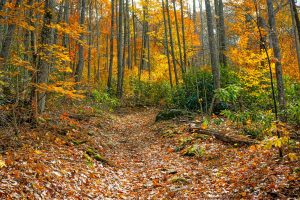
(91, 90, 120, 110)
(129, 78, 172, 106)
(285, 78, 300, 125)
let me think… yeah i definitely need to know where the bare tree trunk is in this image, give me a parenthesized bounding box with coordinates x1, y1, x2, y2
(147, 28, 150, 79)
(218, 0, 227, 66)
(75, 0, 86, 83)
(62, 0, 69, 48)
(179, 0, 187, 68)
(290, 0, 300, 45)
(290, 0, 300, 73)
(199, 0, 205, 66)
(87, 0, 92, 82)
(0, 0, 6, 11)
(36, 0, 53, 113)
(53, 0, 63, 45)
(192, 0, 196, 27)
(125, 0, 131, 69)
(266, 0, 286, 117)
(132, 0, 137, 67)
(172, 0, 185, 76)
(0, 0, 22, 62)
(117, 0, 124, 97)
(205, 0, 220, 89)
(139, 3, 148, 79)
(166, 0, 178, 85)
(107, 0, 114, 92)
(95, 0, 101, 82)
(0, 0, 6, 51)
(162, 0, 173, 87)
(106, 34, 109, 71)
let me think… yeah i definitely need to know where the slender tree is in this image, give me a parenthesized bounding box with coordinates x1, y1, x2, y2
(162, 0, 173, 87)
(289, 0, 300, 72)
(204, 0, 220, 89)
(117, 0, 124, 97)
(87, 0, 93, 82)
(75, 0, 86, 83)
(172, 0, 185, 76)
(95, 0, 101, 82)
(266, 0, 286, 116)
(107, 0, 115, 92)
(179, 0, 187, 68)
(166, 0, 179, 85)
(218, 0, 227, 66)
(0, 0, 22, 62)
(36, 0, 54, 113)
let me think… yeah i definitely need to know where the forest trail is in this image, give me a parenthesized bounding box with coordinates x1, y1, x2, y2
(0, 108, 298, 199)
(100, 108, 220, 199)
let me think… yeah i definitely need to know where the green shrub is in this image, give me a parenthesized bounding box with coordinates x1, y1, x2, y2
(285, 78, 300, 125)
(129, 78, 172, 106)
(91, 90, 120, 110)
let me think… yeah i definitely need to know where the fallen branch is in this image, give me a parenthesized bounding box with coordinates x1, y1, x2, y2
(190, 127, 258, 146)
(68, 114, 99, 121)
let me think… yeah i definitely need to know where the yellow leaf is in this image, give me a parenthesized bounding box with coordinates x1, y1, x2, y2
(201, 120, 208, 130)
(34, 150, 42, 155)
(288, 153, 298, 161)
(0, 160, 6, 168)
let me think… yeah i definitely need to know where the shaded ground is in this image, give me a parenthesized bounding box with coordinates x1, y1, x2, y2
(0, 107, 299, 199)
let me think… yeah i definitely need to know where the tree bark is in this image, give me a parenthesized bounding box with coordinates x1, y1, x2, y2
(204, 0, 220, 89)
(218, 0, 227, 66)
(179, 0, 187, 68)
(75, 0, 86, 83)
(36, 0, 54, 113)
(87, 0, 93, 82)
(290, 0, 300, 45)
(172, 0, 185, 76)
(266, 0, 286, 117)
(290, 0, 300, 73)
(107, 0, 115, 92)
(162, 0, 173, 88)
(166, 0, 179, 85)
(95, 0, 101, 83)
(131, 0, 137, 67)
(0, 0, 22, 62)
(117, 0, 124, 97)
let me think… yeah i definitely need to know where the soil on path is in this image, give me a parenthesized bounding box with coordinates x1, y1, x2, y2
(0, 107, 299, 199)
(100, 107, 223, 199)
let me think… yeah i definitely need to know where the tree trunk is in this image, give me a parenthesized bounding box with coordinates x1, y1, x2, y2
(0, 0, 6, 11)
(290, 0, 300, 73)
(172, 0, 185, 76)
(166, 0, 178, 85)
(266, 0, 286, 118)
(117, 0, 124, 97)
(62, 0, 69, 48)
(75, 0, 86, 83)
(290, 0, 300, 45)
(0, 0, 22, 62)
(218, 0, 227, 66)
(162, 0, 173, 88)
(95, 0, 101, 82)
(132, 0, 137, 66)
(125, 0, 131, 69)
(199, 0, 205, 66)
(204, 0, 220, 89)
(36, 0, 54, 113)
(179, 0, 187, 68)
(107, 0, 115, 92)
(87, 0, 93, 83)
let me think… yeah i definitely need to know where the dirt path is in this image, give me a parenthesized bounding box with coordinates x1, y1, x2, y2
(101, 108, 219, 199)
(0, 107, 298, 199)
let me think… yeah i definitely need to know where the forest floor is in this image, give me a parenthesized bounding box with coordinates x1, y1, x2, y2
(0, 106, 299, 199)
